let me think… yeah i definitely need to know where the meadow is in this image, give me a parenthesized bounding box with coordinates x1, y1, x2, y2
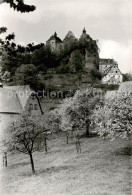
(0, 133, 131, 195)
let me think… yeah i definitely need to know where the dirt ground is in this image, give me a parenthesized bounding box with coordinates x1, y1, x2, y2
(0, 133, 131, 195)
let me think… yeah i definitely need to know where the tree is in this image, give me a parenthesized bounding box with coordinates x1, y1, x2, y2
(31, 47, 46, 70)
(1, 38, 45, 76)
(90, 69, 102, 82)
(123, 73, 132, 81)
(0, 32, 23, 76)
(70, 49, 84, 72)
(2, 0, 36, 13)
(2, 115, 45, 174)
(51, 87, 99, 137)
(0, 27, 7, 34)
(13, 64, 45, 91)
(47, 110, 62, 134)
(5, 33, 15, 41)
(91, 90, 132, 139)
(48, 87, 100, 153)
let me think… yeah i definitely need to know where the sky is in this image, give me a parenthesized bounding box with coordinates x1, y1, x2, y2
(0, 0, 132, 73)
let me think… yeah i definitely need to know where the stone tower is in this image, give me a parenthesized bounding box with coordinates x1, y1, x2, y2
(63, 31, 77, 46)
(79, 28, 99, 70)
(79, 28, 91, 42)
(46, 32, 63, 52)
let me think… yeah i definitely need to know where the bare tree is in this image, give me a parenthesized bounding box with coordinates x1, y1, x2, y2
(3, 115, 45, 174)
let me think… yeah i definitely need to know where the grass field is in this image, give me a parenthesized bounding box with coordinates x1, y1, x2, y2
(0, 133, 131, 195)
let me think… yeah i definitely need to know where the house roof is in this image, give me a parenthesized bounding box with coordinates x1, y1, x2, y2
(47, 32, 62, 43)
(99, 58, 115, 64)
(102, 64, 122, 77)
(0, 85, 43, 115)
(4, 85, 32, 109)
(0, 88, 22, 113)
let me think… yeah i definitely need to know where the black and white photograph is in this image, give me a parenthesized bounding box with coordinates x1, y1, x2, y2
(0, 0, 132, 194)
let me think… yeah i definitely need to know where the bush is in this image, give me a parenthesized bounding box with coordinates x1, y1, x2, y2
(90, 69, 102, 80)
(115, 146, 132, 156)
(56, 64, 71, 74)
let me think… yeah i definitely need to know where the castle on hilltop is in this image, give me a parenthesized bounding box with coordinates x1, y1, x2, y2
(46, 28, 94, 52)
(46, 28, 99, 71)
(46, 32, 63, 52)
(46, 29, 123, 84)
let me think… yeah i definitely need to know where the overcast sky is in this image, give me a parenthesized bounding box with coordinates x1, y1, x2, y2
(0, 0, 132, 73)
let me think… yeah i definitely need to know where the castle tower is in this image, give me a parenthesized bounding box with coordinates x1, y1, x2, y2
(83, 27, 86, 34)
(63, 31, 77, 46)
(46, 32, 63, 52)
(79, 28, 99, 70)
(80, 27, 90, 40)
(54, 32, 57, 37)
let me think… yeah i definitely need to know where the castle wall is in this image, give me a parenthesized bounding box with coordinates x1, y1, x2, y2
(46, 40, 56, 52)
(46, 40, 63, 52)
(56, 42, 64, 51)
(85, 50, 99, 70)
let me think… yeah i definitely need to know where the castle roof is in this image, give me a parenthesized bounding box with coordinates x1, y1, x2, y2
(83, 27, 86, 34)
(47, 32, 62, 43)
(63, 31, 77, 42)
(79, 28, 91, 41)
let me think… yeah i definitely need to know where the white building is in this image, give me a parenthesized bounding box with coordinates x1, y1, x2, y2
(99, 59, 123, 85)
(46, 32, 63, 52)
(0, 85, 43, 133)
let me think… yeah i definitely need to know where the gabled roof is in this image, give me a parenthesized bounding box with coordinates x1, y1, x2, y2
(102, 64, 122, 77)
(0, 88, 22, 113)
(79, 28, 91, 41)
(4, 85, 32, 109)
(99, 58, 115, 64)
(47, 32, 62, 43)
(63, 31, 77, 42)
(1, 85, 43, 115)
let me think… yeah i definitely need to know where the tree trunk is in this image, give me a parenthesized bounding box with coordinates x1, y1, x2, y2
(3, 153, 7, 167)
(44, 137, 47, 153)
(66, 133, 69, 144)
(5, 156, 7, 167)
(86, 122, 90, 137)
(76, 137, 81, 153)
(29, 152, 35, 174)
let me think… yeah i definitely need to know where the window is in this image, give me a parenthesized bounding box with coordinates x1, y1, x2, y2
(29, 104, 33, 110)
(34, 104, 38, 110)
